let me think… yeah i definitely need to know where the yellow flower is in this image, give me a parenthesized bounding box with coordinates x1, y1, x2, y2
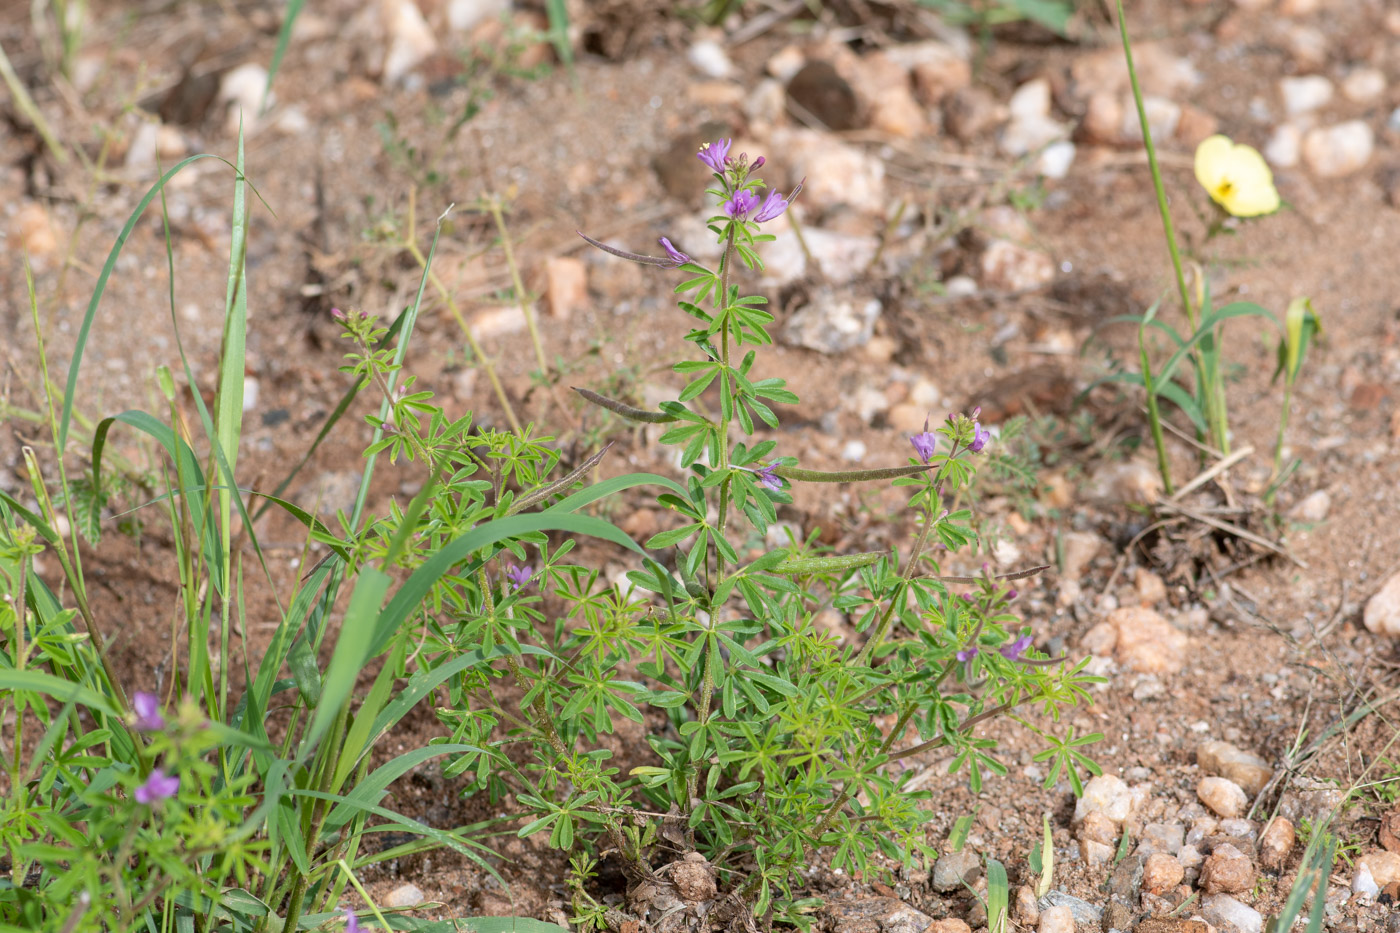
(1194, 135, 1280, 217)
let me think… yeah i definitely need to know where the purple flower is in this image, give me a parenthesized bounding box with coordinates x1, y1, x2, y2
(753, 190, 790, 223)
(135, 768, 179, 805)
(132, 691, 165, 731)
(960, 592, 974, 603)
(752, 156, 765, 170)
(344, 909, 367, 932)
(968, 421, 991, 453)
(505, 564, 533, 591)
(956, 646, 979, 662)
(752, 179, 804, 223)
(999, 634, 1033, 662)
(658, 237, 691, 267)
(1005, 589, 1018, 601)
(754, 463, 783, 492)
(910, 419, 937, 464)
(697, 138, 732, 173)
(331, 307, 347, 323)
(723, 189, 759, 221)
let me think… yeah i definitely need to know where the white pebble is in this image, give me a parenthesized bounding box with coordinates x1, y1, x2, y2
(1279, 75, 1333, 116)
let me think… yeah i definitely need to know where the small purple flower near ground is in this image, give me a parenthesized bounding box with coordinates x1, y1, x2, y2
(910, 419, 937, 463)
(344, 909, 368, 932)
(135, 768, 179, 805)
(968, 421, 991, 453)
(999, 634, 1033, 661)
(697, 138, 732, 173)
(956, 646, 978, 662)
(723, 189, 760, 221)
(754, 463, 783, 492)
(331, 307, 347, 323)
(505, 564, 534, 591)
(132, 691, 164, 731)
(658, 237, 691, 267)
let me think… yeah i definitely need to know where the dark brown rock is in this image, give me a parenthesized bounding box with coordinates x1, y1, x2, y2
(787, 61, 858, 131)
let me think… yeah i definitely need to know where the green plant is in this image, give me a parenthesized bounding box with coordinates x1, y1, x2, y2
(1101, 1, 1318, 497)
(443, 137, 1107, 922)
(0, 135, 603, 931)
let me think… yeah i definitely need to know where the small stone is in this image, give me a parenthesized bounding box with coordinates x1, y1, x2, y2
(379, 0, 437, 84)
(385, 883, 426, 908)
(943, 86, 1005, 143)
(13, 202, 57, 257)
(780, 292, 882, 354)
(1133, 568, 1167, 607)
(1061, 531, 1102, 583)
(1143, 853, 1185, 894)
(1000, 116, 1069, 159)
(1279, 0, 1319, 13)
(1201, 894, 1262, 933)
(1138, 822, 1185, 857)
(1378, 810, 1400, 853)
(1081, 92, 1124, 145)
(1265, 123, 1303, 168)
(448, 0, 509, 32)
(1342, 67, 1385, 103)
(543, 256, 587, 320)
(1035, 892, 1101, 927)
(825, 897, 932, 933)
(766, 45, 805, 83)
(1014, 885, 1040, 927)
(1038, 141, 1076, 180)
(1281, 24, 1327, 70)
(1219, 818, 1257, 841)
(687, 39, 734, 80)
(1039, 905, 1074, 933)
(1277, 777, 1344, 824)
(1358, 850, 1400, 886)
(1009, 78, 1051, 121)
(1084, 460, 1162, 505)
(744, 78, 787, 129)
(1200, 843, 1256, 894)
(1079, 810, 1118, 846)
(1121, 96, 1181, 143)
(930, 920, 971, 933)
(217, 62, 272, 133)
(980, 240, 1055, 292)
(1197, 741, 1273, 796)
(1303, 121, 1375, 178)
(1075, 774, 1134, 827)
(1174, 104, 1220, 147)
(896, 43, 971, 106)
(932, 849, 981, 892)
(1279, 75, 1334, 116)
(1290, 489, 1330, 522)
(1353, 864, 1380, 901)
(1080, 839, 1114, 866)
(870, 90, 926, 138)
(1259, 816, 1295, 870)
(1365, 572, 1400, 637)
(778, 128, 885, 215)
(1111, 607, 1188, 675)
(787, 61, 858, 132)
(1197, 776, 1249, 819)
(1080, 621, 1117, 657)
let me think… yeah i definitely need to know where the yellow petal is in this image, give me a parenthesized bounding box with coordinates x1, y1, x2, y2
(1219, 143, 1279, 217)
(1194, 135, 1234, 195)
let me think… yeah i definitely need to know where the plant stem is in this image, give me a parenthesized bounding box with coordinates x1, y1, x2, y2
(1117, 0, 1227, 455)
(1140, 325, 1175, 496)
(401, 189, 522, 433)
